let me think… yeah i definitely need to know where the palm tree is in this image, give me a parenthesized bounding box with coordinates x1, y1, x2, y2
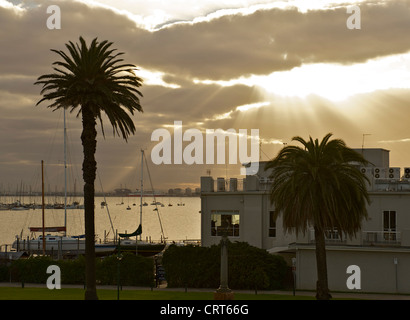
(35, 37, 143, 300)
(265, 133, 370, 300)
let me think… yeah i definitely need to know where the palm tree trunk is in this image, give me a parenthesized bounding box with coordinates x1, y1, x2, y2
(314, 226, 331, 300)
(81, 106, 98, 300)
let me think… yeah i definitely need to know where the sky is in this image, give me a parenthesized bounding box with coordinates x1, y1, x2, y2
(1, 0, 410, 194)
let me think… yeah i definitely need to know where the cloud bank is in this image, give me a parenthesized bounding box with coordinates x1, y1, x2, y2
(1, 0, 410, 191)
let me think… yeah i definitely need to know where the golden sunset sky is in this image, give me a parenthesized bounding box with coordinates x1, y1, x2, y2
(1, 0, 410, 192)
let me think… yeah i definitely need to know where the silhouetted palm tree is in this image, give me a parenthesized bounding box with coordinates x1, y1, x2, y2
(35, 37, 143, 300)
(265, 133, 369, 300)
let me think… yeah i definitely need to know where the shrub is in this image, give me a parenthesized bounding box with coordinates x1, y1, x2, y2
(0, 264, 9, 282)
(59, 255, 85, 284)
(6, 253, 154, 287)
(9, 256, 54, 283)
(227, 242, 288, 290)
(98, 253, 154, 287)
(162, 241, 288, 290)
(162, 244, 220, 288)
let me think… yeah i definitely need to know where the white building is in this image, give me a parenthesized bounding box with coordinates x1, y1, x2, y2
(200, 148, 410, 293)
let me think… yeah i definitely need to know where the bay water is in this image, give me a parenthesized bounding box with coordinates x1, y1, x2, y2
(0, 196, 201, 249)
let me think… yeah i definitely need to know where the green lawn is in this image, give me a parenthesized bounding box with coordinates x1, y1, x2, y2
(0, 287, 315, 300)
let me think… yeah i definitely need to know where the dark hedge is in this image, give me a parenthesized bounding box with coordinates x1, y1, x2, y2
(162, 241, 288, 290)
(4, 253, 154, 286)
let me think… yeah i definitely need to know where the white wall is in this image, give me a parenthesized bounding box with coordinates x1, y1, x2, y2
(296, 247, 410, 293)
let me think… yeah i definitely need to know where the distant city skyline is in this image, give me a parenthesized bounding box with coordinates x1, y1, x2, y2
(1, 1, 410, 192)
(0, 181, 201, 196)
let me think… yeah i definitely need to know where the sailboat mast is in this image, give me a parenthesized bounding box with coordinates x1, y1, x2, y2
(41, 160, 46, 255)
(63, 108, 67, 236)
(140, 149, 143, 241)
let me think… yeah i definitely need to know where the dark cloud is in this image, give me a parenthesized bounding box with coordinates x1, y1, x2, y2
(4, 1, 410, 80)
(130, 1, 410, 80)
(1, 0, 410, 191)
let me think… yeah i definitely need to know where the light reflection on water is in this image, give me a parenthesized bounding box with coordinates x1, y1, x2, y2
(0, 196, 201, 247)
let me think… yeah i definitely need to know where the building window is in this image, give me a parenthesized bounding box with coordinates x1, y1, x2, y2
(269, 211, 276, 237)
(324, 228, 343, 241)
(383, 210, 397, 240)
(211, 211, 240, 237)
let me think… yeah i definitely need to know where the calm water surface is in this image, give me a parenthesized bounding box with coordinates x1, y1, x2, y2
(0, 196, 201, 248)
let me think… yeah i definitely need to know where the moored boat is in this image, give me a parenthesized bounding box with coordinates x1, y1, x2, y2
(13, 231, 116, 257)
(12, 232, 84, 254)
(117, 150, 167, 257)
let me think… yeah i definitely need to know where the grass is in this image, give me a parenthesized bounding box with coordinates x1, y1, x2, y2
(0, 287, 315, 300)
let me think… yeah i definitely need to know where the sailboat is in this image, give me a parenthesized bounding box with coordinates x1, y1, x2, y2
(12, 110, 114, 257)
(116, 149, 166, 257)
(12, 160, 87, 256)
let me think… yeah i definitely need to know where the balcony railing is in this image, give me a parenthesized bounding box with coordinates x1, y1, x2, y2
(362, 231, 401, 246)
(308, 229, 347, 244)
(308, 230, 402, 246)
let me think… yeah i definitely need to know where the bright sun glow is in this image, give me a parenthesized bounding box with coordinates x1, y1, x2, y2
(137, 68, 180, 89)
(205, 101, 270, 121)
(252, 53, 410, 101)
(194, 52, 410, 102)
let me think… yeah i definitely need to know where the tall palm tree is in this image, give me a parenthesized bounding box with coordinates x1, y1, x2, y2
(35, 36, 143, 300)
(265, 133, 370, 300)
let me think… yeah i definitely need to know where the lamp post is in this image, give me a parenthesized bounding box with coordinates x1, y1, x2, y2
(214, 231, 234, 300)
(292, 257, 296, 296)
(117, 237, 123, 300)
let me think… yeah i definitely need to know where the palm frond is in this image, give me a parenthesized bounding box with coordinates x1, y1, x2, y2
(35, 36, 143, 140)
(265, 133, 369, 237)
